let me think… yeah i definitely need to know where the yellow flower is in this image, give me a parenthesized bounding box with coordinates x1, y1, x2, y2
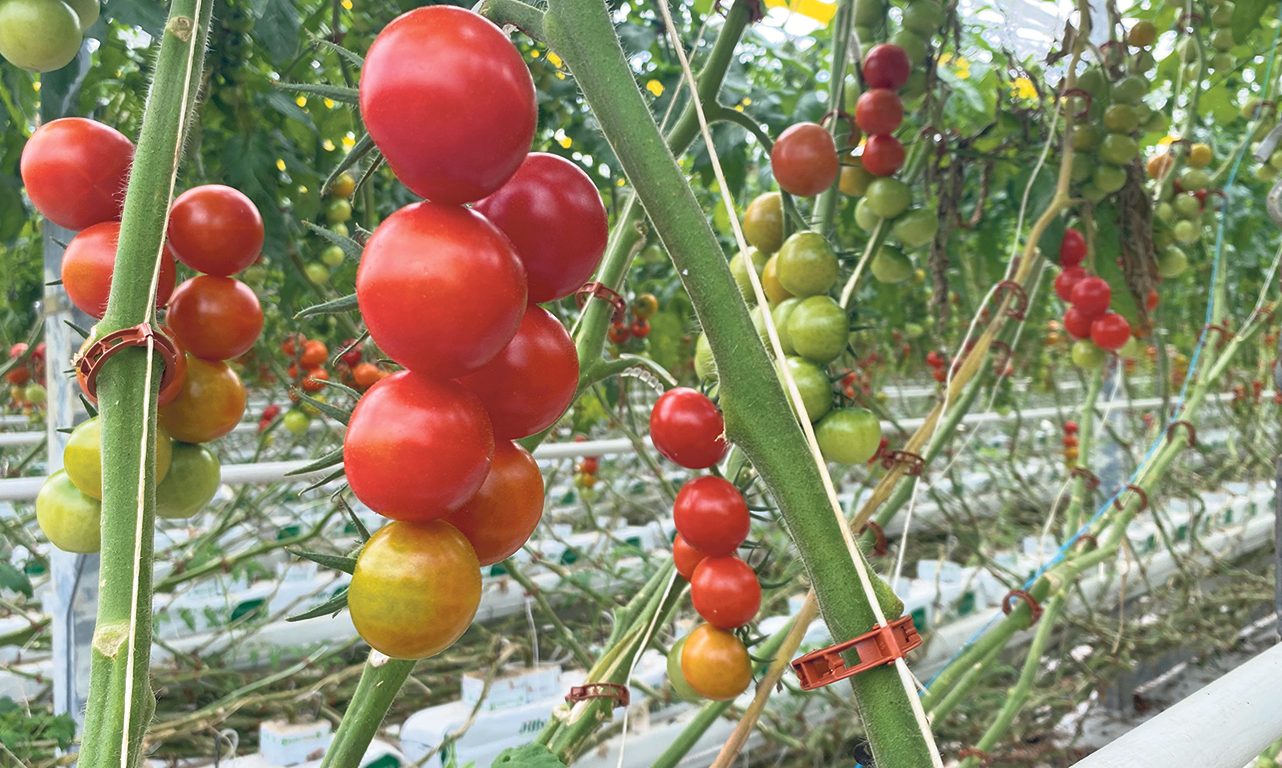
(32, 81, 40, 93)
(340, 0, 352, 8)
(646, 79, 664, 97)
(555, 130, 572, 149)
(341, 134, 356, 149)
(323, 98, 335, 109)
(547, 51, 563, 68)
(531, 50, 541, 58)
(295, 95, 307, 108)
(1011, 76, 1037, 100)
(741, 97, 752, 107)
(275, 159, 286, 172)
(1159, 135, 1177, 146)
(322, 139, 336, 152)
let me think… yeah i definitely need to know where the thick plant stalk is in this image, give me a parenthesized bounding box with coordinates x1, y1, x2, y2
(319, 5, 756, 765)
(78, 1, 214, 765)
(540, 0, 933, 764)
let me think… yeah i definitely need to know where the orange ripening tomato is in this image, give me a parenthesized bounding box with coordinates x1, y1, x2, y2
(159, 355, 247, 443)
(444, 441, 544, 565)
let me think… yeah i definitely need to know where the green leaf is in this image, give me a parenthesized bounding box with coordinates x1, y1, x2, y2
(0, 562, 32, 599)
(286, 446, 344, 476)
(1232, 0, 1271, 43)
(493, 745, 567, 767)
(301, 220, 363, 258)
(273, 81, 358, 105)
(252, 0, 302, 65)
(288, 548, 359, 574)
(322, 133, 375, 196)
(286, 587, 349, 622)
(295, 392, 351, 425)
(313, 38, 364, 68)
(295, 292, 359, 319)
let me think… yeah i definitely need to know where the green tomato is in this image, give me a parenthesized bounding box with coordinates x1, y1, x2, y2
(816, 408, 882, 465)
(1070, 154, 1093, 184)
(36, 470, 101, 554)
(156, 443, 221, 519)
(787, 296, 849, 364)
(694, 332, 717, 382)
(1153, 228, 1173, 249)
(1180, 168, 1210, 191)
(23, 383, 46, 405)
(853, 0, 885, 27)
(904, 322, 924, 339)
(1103, 104, 1140, 133)
(330, 222, 350, 239)
(776, 232, 839, 297)
(1131, 50, 1156, 73)
(304, 262, 330, 285)
(729, 248, 769, 301)
(892, 208, 938, 250)
(667, 636, 701, 701)
(321, 244, 346, 268)
(1077, 67, 1106, 98)
(1256, 164, 1279, 183)
(1178, 37, 1199, 63)
(871, 245, 913, 284)
(1174, 192, 1202, 219)
(1172, 219, 1200, 244)
(779, 357, 832, 422)
(64, 417, 173, 500)
(865, 177, 911, 219)
(1211, 29, 1234, 52)
(1098, 133, 1138, 165)
(1157, 246, 1189, 278)
(1071, 339, 1107, 370)
(0, 0, 81, 72)
(1111, 75, 1147, 105)
(890, 30, 928, 63)
(1155, 202, 1176, 224)
(1270, 149, 1282, 170)
(1079, 183, 1107, 204)
(283, 410, 311, 436)
(901, 0, 943, 34)
(1144, 109, 1171, 135)
(1070, 124, 1100, 152)
(326, 199, 353, 224)
(854, 196, 881, 232)
(901, 70, 928, 102)
(63, 0, 95, 27)
(1093, 164, 1128, 194)
(1211, 1, 1234, 25)
(772, 297, 802, 356)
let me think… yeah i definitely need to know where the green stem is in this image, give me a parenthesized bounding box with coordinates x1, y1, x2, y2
(78, 2, 213, 766)
(320, 656, 414, 768)
(540, 0, 930, 765)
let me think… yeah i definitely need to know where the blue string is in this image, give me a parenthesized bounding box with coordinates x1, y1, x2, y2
(921, 32, 1280, 691)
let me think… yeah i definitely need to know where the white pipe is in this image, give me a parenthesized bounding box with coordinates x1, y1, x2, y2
(1072, 642, 1282, 768)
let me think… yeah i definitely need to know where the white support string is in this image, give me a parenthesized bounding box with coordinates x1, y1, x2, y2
(650, 2, 942, 762)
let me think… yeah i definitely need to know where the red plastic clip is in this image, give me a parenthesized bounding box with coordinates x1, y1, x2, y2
(1166, 420, 1197, 448)
(1113, 483, 1150, 513)
(74, 324, 181, 401)
(990, 339, 1013, 373)
(1202, 322, 1231, 346)
(881, 449, 925, 476)
(791, 615, 922, 691)
(575, 282, 628, 324)
(1001, 589, 1043, 625)
(958, 748, 992, 767)
(1059, 87, 1092, 119)
(995, 280, 1028, 321)
(859, 520, 889, 556)
(820, 109, 859, 143)
(565, 682, 630, 708)
(1178, 11, 1203, 28)
(1070, 465, 1100, 490)
(1076, 532, 1100, 550)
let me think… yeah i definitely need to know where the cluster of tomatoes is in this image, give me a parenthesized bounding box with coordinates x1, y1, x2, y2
(607, 293, 659, 347)
(21, 119, 265, 552)
(1061, 419, 1079, 465)
(1052, 228, 1136, 370)
(924, 349, 949, 383)
(305, 175, 357, 286)
(5, 342, 47, 413)
(0, 0, 97, 73)
(340, 5, 606, 660)
(647, 387, 758, 701)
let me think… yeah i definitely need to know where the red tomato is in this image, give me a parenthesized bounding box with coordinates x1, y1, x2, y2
(444, 441, 544, 565)
(860, 134, 905, 177)
(1062, 306, 1094, 339)
(61, 222, 177, 319)
(166, 276, 263, 361)
(631, 318, 651, 338)
(690, 556, 761, 630)
(925, 350, 943, 368)
(673, 476, 749, 556)
(167, 185, 264, 276)
(1146, 287, 1159, 312)
(1090, 312, 1131, 351)
(302, 368, 328, 393)
(854, 89, 904, 136)
(457, 305, 578, 440)
(356, 202, 527, 378)
(359, 6, 536, 203)
(343, 371, 494, 519)
(300, 340, 328, 368)
(473, 153, 608, 303)
(771, 123, 839, 197)
(1060, 228, 1086, 267)
(20, 118, 133, 231)
(863, 44, 911, 90)
(159, 355, 247, 443)
(649, 387, 728, 469)
(608, 322, 631, 344)
(673, 534, 708, 580)
(340, 339, 362, 367)
(1054, 266, 1087, 303)
(351, 362, 384, 389)
(1063, 420, 1078, 434)
(1070, 276, 1111, 318)
(280, 332, 305, 357)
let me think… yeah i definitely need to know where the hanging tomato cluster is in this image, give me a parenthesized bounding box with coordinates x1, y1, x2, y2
(647, 387, 759, 701)
(608, 292, 659, 347)
(5, 342, 46, 413)
(21, 120, 265, 552)
(1062, 419, 1079, 465)
(1053, 227, 1134, 370)
(342, 5, 605, 661)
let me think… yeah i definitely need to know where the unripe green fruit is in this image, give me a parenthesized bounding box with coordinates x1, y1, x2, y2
(1094, 164, 1128, 194)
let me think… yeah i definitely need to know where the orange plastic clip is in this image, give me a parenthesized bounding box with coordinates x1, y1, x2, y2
(791, 615, 921, 691)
